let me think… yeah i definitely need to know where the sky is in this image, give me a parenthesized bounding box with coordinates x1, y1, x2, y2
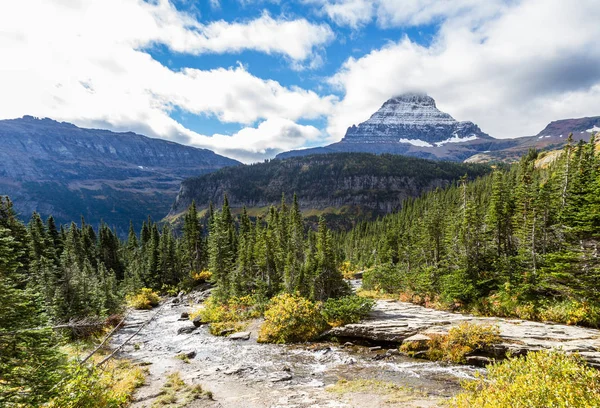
(1, 0, 599, 163)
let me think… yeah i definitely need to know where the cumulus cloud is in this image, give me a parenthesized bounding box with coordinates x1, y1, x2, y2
(0, 0, 336, 162)
(190, 118, 323, 163)
(326, 0, 600, 140)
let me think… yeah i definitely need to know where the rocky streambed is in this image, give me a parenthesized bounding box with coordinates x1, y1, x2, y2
(110, 287, 600, 407)
(111, 293, 480, 407)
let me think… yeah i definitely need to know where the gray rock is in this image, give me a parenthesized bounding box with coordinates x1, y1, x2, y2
(270, 373, 293, 382)
(181, 312, 189, 319)
(192, 316, 205, 328)
(329, 299, 600, 366)
(177, 326, 196, 335)
(465, 356, 494, 367)
(229, 331, 251, 340)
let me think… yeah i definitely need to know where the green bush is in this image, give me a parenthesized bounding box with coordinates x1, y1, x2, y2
(321, 295, 374, 327)
(450, 351, 600, 408)
(258, 293, 327, 344)
(362, 263, 403, 293)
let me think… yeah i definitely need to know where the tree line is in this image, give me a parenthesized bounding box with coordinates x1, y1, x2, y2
(343, 135, 600, 325)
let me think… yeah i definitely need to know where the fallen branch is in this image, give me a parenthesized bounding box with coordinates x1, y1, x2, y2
(97, 302, 167, 367)
(80, 314, 127, 365)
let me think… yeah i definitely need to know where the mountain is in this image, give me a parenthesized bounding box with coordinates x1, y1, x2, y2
(276, 93, 597, 162)
(465, 116, 600, 163)
(0, 116, 239, 233)
(168, 153, 492, 229)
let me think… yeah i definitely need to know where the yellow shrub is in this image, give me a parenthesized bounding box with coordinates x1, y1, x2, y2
(191, 270, 212, 282)
(538, 301, 600, 327)
(190, 295, 260, 336)
(46, 359, 146, 408)
(126, 288, 160, 310)
(450, 351, 600, 408)
(402, 322, 501, 363)
(339, 261, 358, 280)
(258, 293, 327, 344)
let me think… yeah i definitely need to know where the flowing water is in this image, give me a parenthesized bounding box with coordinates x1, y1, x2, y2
(111, 295, 481, 407)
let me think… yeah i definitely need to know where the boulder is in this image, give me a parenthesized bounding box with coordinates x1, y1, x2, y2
(192, 316, 205, 328)
(177, 326, 196, 335)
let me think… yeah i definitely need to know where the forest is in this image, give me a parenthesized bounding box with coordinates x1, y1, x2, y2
(344, 135, 600, 326)
(1, 135, 599, 406)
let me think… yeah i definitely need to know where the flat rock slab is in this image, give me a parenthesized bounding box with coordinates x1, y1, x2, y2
(229, 331, 251, 340)
(329, 299, 600, 365)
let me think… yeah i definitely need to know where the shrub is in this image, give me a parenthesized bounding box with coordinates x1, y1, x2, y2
(47, 359, 145, 408)
(126, 288, 160, 310)
(258, 293, 327, 344)
(450, 351, 600, 408)
(538, 300, 600, 327)
(190, 295, 260, 336)
(401, 322, 501, 364)
(321, 296, 374, 327)
(339, 261, 359, 280)
(191, 270, 212, 282)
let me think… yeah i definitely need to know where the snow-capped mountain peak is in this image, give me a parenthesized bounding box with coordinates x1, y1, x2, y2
(342, 93, 491, 145)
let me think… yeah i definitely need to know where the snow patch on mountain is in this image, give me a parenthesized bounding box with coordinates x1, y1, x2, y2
(399, 138, 433, 147)
(586, 126, 600, 133)
(435, 135, 478, 147)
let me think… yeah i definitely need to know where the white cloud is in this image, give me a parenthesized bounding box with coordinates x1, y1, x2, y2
(326, 0, 600, 141)
(189, 118, 323, 163)
(305, 0, 375, 29)
(0, 0, 337, 162)
(302, 0, 508, 28)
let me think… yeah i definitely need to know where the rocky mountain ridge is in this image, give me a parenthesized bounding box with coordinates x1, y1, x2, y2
(0, 116, 239, 232)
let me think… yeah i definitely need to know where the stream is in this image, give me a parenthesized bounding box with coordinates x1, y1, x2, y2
(111, 292, 481, 408)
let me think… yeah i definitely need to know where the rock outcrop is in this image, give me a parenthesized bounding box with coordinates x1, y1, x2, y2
(329, 299, 600, 367)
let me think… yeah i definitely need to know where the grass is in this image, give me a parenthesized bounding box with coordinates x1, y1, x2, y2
(327, 379, 424, 404)
(152, 372, 212, 407)
(174, 353, 190, 364)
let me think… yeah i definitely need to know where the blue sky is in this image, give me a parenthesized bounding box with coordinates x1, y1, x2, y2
(1, 0, 599, 162)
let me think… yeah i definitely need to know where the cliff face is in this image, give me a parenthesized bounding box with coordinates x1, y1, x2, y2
(0, 116, 239, 232)
(169, 153, 492, 227)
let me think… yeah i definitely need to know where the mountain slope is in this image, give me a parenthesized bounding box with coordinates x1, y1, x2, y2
(0, 116, 239, 232)
(466, 116, 600, 163)
(277, 93, 598, 162)
(168, 153, 492, 229)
